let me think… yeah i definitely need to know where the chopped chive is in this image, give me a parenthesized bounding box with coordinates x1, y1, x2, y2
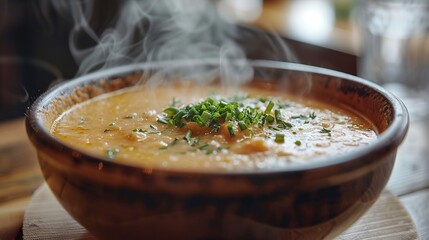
(184, 130, 192, 144)
(291, 114, 306, 119)
(320, 128, 332, 137)
(191, 137, 200, 146)
(268, 125, 281, 131)
(238, 121, 248, 131)
(157, 116, 169, 124)
(227, 123, 235, 137)
(247, 129, 254, 136)
(274, 109, 282, 121)
(266, 115, 274, 124)
(265, 101, 275, 114)
(159, 96, 295, 138)
(163, 107, 179, 117)
(150, 125, 158, 130)
(198, 143, 210, 150)
(274, 133, 285, 143)
(258, 97, 267, 103)
(132, 128, 147, 133)
(278, 121, 293, 129)
(309, 112, 316, 119)
(295, 140, 302, 146)
(225, 112, 232, 121)
(201, 111, 212, 123)
(193, 115, 205, 127)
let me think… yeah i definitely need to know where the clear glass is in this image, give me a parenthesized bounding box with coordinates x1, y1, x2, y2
(357, 0, 429, 117)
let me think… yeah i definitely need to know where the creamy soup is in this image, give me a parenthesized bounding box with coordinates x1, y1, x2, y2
(51, 84, 377, 171)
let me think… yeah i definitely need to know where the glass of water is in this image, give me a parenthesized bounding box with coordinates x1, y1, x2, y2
(357, 0, 429, 117)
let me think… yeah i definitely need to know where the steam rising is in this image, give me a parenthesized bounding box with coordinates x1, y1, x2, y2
(48, 0, 254, 86)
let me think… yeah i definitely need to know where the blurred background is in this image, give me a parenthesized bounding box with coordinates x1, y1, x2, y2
(0, 0, 428, 121)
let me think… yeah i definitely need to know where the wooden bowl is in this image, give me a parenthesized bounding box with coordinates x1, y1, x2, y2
(26, 60, 409, 240)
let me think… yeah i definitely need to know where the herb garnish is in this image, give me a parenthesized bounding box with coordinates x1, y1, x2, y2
(157, 96, 294, 140)
(275, 133, 285, 143)
(320, 128, 332, 137)
(132, 128, 147, 133)
(184, 130, 192, 144)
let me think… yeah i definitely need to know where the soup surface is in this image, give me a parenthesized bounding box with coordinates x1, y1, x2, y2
(52, 83, 377, 171)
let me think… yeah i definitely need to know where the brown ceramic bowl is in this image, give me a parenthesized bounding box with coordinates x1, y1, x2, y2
(26, 60, 408, 240)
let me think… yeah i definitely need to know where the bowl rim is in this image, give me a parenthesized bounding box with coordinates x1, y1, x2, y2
(26, 59, 409, 176)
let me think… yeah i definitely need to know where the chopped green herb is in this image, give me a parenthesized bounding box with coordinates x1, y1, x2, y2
(258, 97, 267, 103)
(265, 101, 275, 114)
(159, 96, 295, 141)
(163, 107, 179, 117)
(227, 123, 235, 137)
(291, 114, 307, 119)
(274, 109, 282, 122)
(275, 133, 285, 143)
(149, 125, 158, 130)
(266, 115, 274, 124)
(291, 112, 317, 121)
(198, 143, 210, 150)
(191, 137, 200, 147)
(295, 140, 302, 146)
(132, 128, 147, 133)
(320, 128, 332, 137)
(157, 116, 169, 124)
(238, 121, 248, 131)
(184, 130, 192, 144)
(148, 131, 160, 135)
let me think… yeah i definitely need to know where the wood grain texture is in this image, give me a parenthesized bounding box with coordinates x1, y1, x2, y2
(0, 119, 43, 240)
(401, 189, 429, 240)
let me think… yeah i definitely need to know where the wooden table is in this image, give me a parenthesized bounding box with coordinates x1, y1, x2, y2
(1, 110, 429, 239)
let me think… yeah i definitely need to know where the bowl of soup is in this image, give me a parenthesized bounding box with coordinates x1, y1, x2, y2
(26, 60, 408, 239)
